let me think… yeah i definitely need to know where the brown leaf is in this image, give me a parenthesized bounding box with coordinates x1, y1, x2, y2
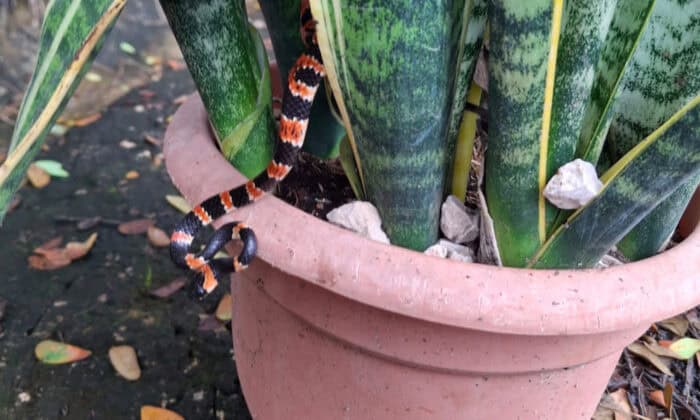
(27, 164, 50, 188)
(109, 345, 141, 381)
(140, 406, 184, 420)
(607, 389, 633, 420)
(125, 170, 140, 180)
(663, 382, 673, 416)
(64, 233, 98, 260)
(118, 219, 154, 235)
(147, 226, 170, 247)
(143, 134, 162, 147)
(28, 252, 71, 270)
(642, 336, 683, 359)
(658, 315, 689, 336)
(685, 309, 700, 330)
(215, 294, 232, 322)
(627, 342, 674, 376)
(150, 277, 187, 298)
(648, 389, 667, 408)
(59, 112, 102, 127)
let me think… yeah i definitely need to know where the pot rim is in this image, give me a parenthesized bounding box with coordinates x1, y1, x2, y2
(165, 95, 700, 336)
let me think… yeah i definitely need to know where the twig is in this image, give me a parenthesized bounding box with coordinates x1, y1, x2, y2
(624, 349, 646, 416)
(684, 358, 695, 400)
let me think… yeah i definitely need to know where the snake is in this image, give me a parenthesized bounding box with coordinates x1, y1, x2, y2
(169, 2, 324, 298)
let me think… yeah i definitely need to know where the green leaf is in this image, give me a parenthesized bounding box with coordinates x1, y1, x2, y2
(484, 0, 562, 267)
(546, 0, 617, 235)
(606, 0, 700, 260)
(576, 0, 655, 164)
(160, 0, 274, 178)
(312, 0, 478, 250)
(530, 95, 700, 268)
(0, 0, 127, 222)
(33, 160, 69, 178)
(668, 337, 700, 360)
(259, 0, 346, 159)
(617, 175, 700, 260)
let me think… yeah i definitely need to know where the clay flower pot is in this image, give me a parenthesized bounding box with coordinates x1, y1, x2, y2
(165, 95, 700, 419)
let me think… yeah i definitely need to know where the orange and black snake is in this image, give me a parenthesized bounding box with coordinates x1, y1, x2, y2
(169, 2, 324, 297)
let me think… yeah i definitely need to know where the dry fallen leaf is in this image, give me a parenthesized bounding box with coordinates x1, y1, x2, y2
(686, 309, 700, 330)
(143, 134, 162, 146)
(147, 226, 170, 247)
(198, 314, 222, 331)
(642, 336, 682, 359)
(118, 219, 154, 235)
(35, 340, 91, 364)
(58, 112, 102, 127)
(26, 164, 50, 188)
(607, 389, 633, 420)
(109, 345, 141, 381)
(140, 405, 184, 420)
(150, 277, 187, 298)
(648, 389, 666, 408)
(125, 170, 140, 180)
(215, 294, 232, 322)
(165, 195, 191, 214)
(29, 233, 97, 270)
(658, 315, 689, 337)
(166, 59, 186, 71)
(64, 233, 98, 260)
(627, 342, 673, 376)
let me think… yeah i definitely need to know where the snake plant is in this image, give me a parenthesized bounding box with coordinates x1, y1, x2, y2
(2, 0, 699, 271)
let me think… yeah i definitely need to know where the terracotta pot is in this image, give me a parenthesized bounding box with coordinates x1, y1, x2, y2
(678, 187, 700, 239)
(165, 95, 700, 419)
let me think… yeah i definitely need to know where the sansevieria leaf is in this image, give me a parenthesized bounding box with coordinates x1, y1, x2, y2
(485, 0, 562, 267)
(575, 0, 655, 164)
(312, 0, 473, 250)
(530, 95, 700, 268)
(606, 0, 700, 260)
(0, 0, 127, 222)
(259, 0, 346, 158)
(160, 0, 274, 178)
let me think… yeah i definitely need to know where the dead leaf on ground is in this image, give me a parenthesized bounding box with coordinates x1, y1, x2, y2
(140, 405, 184, 420)
(165, 195, 191, 214)
(627, 342, 673, 376)
(125, 170, 140, 180)
(642, 336, 682, 359)
(109, 345, 141, 381)
(28, 233, 98, 270)
(118, 219, 154, 235)
(648, 389, 666, 408)
(143, 134, 161, 146)
(58, 112, 102, 127)
(64, 233, 98, 260)
(35, 340, 91, 364)
(215, 294, 232, 322)
(658, 315, 689, 337)
(600, 389, 633, 420)
(147, 226, 170, 247)
(686, 309, 700, 330)
(198, 314, 222, 331)
(26, 164, 50, 188)
(150, 277, 187, 298)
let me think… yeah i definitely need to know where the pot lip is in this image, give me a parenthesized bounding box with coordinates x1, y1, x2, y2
(165, 94, 700, 336)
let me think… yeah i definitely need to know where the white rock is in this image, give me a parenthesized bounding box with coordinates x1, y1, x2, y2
(424, 239, 475, 263)
(440, 195, 480, 244)
(326, 201, 390, 244)
(544, 159, 603, 209)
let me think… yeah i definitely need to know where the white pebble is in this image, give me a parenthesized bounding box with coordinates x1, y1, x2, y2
(544, 159, 603, 209)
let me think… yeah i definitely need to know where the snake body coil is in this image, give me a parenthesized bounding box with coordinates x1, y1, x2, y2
(169, 4, 324, 297)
